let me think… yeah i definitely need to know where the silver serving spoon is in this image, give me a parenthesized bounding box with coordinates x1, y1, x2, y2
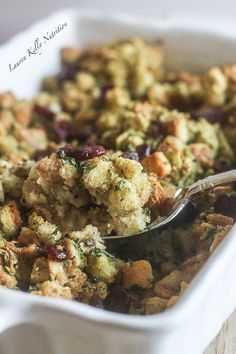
(103, 169, 236, 240)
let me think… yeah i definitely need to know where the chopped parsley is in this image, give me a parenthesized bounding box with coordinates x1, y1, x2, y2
(51, 227, 59, 235)
(200, 227, 216, 240)
(114, 178, 127, 192)
(57, 149, 78, 168)
(144, 207, 151, 217)
(78, 160, 96, 173)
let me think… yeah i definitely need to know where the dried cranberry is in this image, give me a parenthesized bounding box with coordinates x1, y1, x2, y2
(76, 144, 106, 160)
(84, 140, 98, 146)
(58, 63, 79, 82)
(214, 195, 236, 218)
(213, 160, 230, 172)
(53, 120, 73, 141)
(191, 107, 226, 124)
(53, 120, 94, 143)
(150, 122, 167, 139)
(33, 150, 46, 161)
(75, 127, 94, 143)
(105, 287, 129, 313)
(136, 144, 151, 160)
(34, 104, 55, 118)
(33, 146, 56, 161)
(57, 143, 106, 161)
(57, 144, 77, 157)
(100, 84, 114, 98)
(40, 245, 67, 261)
(121, 151, 139, 161)
(89, 295, 105, 309)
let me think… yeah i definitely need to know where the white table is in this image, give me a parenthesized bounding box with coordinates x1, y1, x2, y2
(1, 0, 236, 44)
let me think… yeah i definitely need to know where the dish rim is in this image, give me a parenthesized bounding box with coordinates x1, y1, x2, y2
(0, 7, 236, 332)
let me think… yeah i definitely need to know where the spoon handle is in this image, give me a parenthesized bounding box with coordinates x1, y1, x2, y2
(188, 169, 236, 196)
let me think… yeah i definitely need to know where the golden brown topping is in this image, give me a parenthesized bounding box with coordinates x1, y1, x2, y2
(0, 201, 22, 239)
(122, 260, 153, 289)
(142, 152, 172, 178)
(207, 213, 234, 226)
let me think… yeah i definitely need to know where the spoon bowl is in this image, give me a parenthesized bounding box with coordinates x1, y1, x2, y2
(103, 169, 236, 240)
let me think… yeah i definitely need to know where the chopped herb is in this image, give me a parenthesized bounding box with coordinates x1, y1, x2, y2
(200, 227, 216, 240)
(83, 282, 95, 291)
(0, 248, 9, 264)
(51, 227, 59, 235)
(57, 149, 78, 168)
(114, 178, 127, 192)
(78, 160, 96, 173)
(91, 247, 115, 259)
(144, 207, 151, 217)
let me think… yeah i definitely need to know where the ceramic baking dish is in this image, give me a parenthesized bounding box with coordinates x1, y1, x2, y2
(0, 9, 236, 354)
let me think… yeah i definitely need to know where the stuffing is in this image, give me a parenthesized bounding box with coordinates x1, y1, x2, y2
(154, 270, 184, 299)
(0, 264, 17, 288)
(203, 67, 227, 106)
(28, 213, 62, 245)
(65, 269, 88, 298)
(188, 118, 220, 154)
(166, 296, 179, 309)
(88, 249, 124, 283)
(23, 150, 152, 236)
(162, 115, 189, 143)
(31, 280, 73, 299)
(122, 260, 153, 289)
(209, 232, 227, 254)
(62, 239, 86, 271)
(0, 37, 236, 316)
(142, 296, 168, 315)
(189, 143, 214, 168)
(147, 176, 167, 207)
(47, 258, 66, 284)
(30, 257, 50, 284)
(68, 225, 105, 254)
(147, 72, 204, 109)
(0, 239, 18, 279)
(180, 251, 209, 281)
(142, 152, 172, 178)
(206, 213, 234, 226)
(0, 201, 22, 239)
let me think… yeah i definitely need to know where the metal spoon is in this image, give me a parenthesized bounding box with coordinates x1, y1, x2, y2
(103, 169, 236, 240)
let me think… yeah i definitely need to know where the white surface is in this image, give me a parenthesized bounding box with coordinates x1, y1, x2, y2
(1, 9, 236, 354)
(1, 0, 236, 44)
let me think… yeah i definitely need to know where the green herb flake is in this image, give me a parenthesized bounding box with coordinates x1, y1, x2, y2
(57, 150, 78, 168)
(114, 178, 127, 192)
(200, 227, 216, 240)
(144, 207, 151, 217)
(51, 227, 59, 235)
(78, 161, 96, 173)
(91, 247, 115, 259)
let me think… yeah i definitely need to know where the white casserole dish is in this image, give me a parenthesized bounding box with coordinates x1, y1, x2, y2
(0, 9, 236, 354)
